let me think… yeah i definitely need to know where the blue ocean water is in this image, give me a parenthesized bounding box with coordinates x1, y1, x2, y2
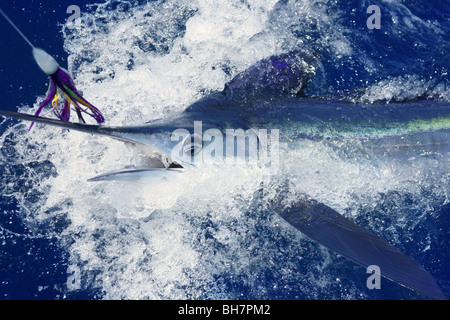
(0, 0, 449, 300)
(0, 0, 102, 299)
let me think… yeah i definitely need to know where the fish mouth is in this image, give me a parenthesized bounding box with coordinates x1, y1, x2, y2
(87, 134, 187, 182)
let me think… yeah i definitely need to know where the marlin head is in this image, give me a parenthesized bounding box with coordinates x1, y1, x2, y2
(0, 107, 280, 182)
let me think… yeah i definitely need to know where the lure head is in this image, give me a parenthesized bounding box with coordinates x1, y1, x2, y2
(32, 47, 59, 75)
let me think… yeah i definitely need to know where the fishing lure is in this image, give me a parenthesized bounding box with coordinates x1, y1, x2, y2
(0, 8, 104, 130)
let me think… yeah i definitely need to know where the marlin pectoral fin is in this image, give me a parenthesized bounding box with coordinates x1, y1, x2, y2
(271, 192, 446, 300)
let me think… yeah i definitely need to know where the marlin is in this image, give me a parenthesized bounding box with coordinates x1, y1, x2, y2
(1, 49, 448, 299)
(0, 11, 448, 301)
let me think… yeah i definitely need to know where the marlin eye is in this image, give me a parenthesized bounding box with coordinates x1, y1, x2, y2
(183, 133, 202, 156)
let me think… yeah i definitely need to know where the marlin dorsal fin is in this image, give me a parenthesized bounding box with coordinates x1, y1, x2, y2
(224, 50, 320, 97)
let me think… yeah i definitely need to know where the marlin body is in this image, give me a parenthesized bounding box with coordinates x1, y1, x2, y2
(0, 51, 448, 299)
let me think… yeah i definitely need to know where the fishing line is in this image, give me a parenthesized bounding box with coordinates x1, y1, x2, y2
(0, 8, 36, 49)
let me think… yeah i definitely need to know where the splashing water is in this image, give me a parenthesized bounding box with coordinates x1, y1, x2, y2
(0, 0, 449, 299)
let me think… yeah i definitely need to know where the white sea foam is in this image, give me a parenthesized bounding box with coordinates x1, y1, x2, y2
(1, 0, 447, 299)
